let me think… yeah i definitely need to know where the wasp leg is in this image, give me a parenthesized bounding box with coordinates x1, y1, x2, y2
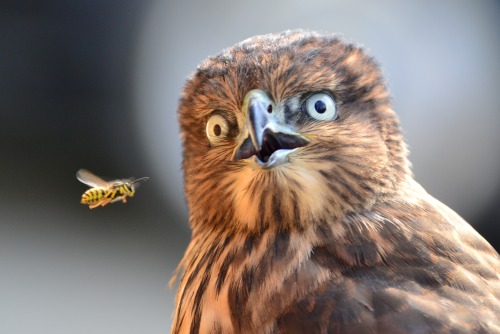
(89, 203, 100, 209)
(99, 198, 113, 207)
(99, 190, 117, 207)
(122, 196, 127, 203)
(110, 196, 124, 203)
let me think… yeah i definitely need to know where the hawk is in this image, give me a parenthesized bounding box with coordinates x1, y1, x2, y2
(172, 30, 500, 333)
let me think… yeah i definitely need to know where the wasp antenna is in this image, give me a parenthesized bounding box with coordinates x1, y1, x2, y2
(132, 177, 150, 185)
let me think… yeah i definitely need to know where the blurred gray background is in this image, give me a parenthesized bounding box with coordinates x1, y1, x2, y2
(1, 1, 499, 333)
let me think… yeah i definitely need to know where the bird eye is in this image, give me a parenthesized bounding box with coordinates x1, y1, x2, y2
(303, 93, 337, 121)
(206, 114, 230, 145)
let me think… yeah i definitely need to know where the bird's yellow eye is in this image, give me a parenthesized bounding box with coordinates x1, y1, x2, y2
(304, 93, 337, 121)
(206, 114, 229, 145)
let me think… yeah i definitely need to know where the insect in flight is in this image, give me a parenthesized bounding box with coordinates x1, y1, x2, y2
(76, 169, 149, 209)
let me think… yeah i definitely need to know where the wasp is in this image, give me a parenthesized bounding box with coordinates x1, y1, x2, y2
(76, 169, 149, 209)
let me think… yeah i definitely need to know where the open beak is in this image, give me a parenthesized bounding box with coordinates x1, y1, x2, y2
(232, 89, 309, 167)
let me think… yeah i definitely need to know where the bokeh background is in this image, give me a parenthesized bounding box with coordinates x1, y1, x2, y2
(1, 1, 499, 333)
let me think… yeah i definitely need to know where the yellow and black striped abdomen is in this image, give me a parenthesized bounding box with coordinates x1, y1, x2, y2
(81, 188, 108, 205)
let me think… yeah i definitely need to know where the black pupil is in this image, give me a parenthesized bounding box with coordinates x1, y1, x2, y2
(213, 124, 222, 136)
(314, 100, 327, 114)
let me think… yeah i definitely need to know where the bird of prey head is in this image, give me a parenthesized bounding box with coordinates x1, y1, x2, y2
(174, 30, 500, 333)
(179, 30, 408, 234)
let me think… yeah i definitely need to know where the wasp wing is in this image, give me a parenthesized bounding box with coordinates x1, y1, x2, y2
(76, 169, 111, 189)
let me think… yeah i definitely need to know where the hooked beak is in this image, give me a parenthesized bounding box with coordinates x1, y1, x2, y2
(232, 89, 309, 167)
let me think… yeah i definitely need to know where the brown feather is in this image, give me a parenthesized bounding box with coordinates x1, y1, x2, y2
(173, 30, 500, 333)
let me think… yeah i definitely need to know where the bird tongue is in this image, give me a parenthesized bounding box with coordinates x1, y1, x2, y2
(234, 129, 309, 163)
(258, 130, 286, 162)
